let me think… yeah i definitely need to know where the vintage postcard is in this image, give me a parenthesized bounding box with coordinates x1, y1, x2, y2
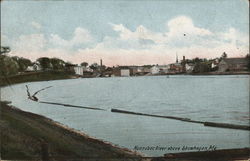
(0, 0, 249, 160)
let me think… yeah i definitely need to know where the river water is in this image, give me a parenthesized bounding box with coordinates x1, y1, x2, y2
(2, 75, 250, 156)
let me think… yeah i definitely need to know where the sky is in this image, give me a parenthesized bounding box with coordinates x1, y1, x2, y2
(1, 0, 249, 66)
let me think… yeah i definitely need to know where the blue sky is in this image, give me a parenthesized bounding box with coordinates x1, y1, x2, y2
(1, 0, 249, 65)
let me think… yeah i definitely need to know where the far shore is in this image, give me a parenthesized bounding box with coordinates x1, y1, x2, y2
(1, 70, 249, 87)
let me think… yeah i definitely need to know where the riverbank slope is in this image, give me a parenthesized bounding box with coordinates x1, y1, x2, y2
(0, 71, 77, 87)
(0, 101, 143, 161)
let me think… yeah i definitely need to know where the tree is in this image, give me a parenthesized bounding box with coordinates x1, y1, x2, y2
(0, 46, 11, 55)
(89, 63, 99, 71)
(193, 62, 211, 73)
(0, 55, 19, 76)
(193, 57, 201, 63)
(221, 52, 227, 59)
(36, 57, 52, 70)
(50, 58, 65, 70)
(12, 56, 32, 72)
(80, 62, 88, 67)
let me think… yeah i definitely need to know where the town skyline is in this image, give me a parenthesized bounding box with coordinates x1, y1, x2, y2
(1, 0, 249, 66)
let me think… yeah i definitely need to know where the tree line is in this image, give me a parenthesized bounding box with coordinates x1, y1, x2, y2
(0, 55, 67, 76)
(0, 55, 100, 77)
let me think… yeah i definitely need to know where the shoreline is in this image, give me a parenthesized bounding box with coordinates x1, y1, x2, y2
(0, 70, 77, 87)
(0, 101, 145, 160)
(1, 70, 249, 86)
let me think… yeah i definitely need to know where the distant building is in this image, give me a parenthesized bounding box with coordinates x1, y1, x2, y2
(169, 63, 183, 73)
(25, 63, 42, 72)
(113, 66, 132, 77)
(141, 66, 152, 73)
(74, 66, 93, 75)
(218, 58, 249, 72)
(127, 66, 140, 75)
(150, 65, 169, 74)
(121, 69, 130, 76)
(133, 66, 152, 76)
(103, 67, 113, 77)
(33, 62, 42, 71)
(25, 66, 35, 72)
(74, 66, 84, 75)
(167, 54, 185, 73)
(151, 65, 160, 74)
(211, 58, 219, 69)
(185, 63, 194, 73)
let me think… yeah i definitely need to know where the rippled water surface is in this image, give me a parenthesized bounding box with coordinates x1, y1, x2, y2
(2, 75, 249, 156)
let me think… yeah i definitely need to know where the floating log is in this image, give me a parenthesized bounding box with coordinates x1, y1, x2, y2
(111, 108, 199, 123)
(204, 121, 250, 131)
(40, 101, 105, 111)
(111, 108, 250, 131)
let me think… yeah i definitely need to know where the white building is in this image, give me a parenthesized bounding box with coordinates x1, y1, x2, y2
(33, 63, 42, 71)
(25, 66, 35, 72)
(74, 66, 88, 75)
(120, 69, 130, 76)
(150, 65, 169, 74)
(151, 65, 160, 74)
(25, 63, 42, 72)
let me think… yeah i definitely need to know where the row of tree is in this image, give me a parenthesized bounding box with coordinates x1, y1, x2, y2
(0, 55, 31, 76)
(0, 55, 69, 76)
(0, 53, 103, 76)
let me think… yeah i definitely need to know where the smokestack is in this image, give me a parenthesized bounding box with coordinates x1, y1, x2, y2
(176, 53, 178, 63)
(100, 59, 102, 67)
(182, 56, 186, 72)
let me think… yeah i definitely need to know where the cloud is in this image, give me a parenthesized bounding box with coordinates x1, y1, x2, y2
(49, 27, 93, 49)
(110, 23, 166, 44)
(220, 27, 249, 46)
(31, 21, 42, 30)
(77, 16, 248, 65)
(167, 16, 212, 37)
(10, 33, 47, 60)
(14, 34, 46, 52)
(9, 16, 249, 66)
(9, 27, 93, 61)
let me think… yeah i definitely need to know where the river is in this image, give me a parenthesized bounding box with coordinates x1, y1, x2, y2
(2, 75, 249, 156)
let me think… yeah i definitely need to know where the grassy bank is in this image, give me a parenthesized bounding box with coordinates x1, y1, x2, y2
(0, 70, 76, 87)
(0, 101, 143, 160)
